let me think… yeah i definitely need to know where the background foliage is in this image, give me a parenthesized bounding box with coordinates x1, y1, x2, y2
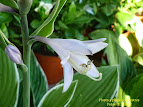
(0, 0, 143, 106)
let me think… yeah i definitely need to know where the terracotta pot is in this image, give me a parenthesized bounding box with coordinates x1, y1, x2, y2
(34, 53, 63, 84)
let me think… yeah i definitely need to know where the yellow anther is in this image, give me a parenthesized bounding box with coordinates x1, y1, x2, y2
(80, 60, 93, 74)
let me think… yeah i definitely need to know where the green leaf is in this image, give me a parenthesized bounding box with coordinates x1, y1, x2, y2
(30, 19, 42, 29)
(30, 52, 48, 106)
(125, 74, 143, 107)
(114, 22, 123, 37)
(0, 31, 7, 50)
(68, 16, 94, 25)
(0, 47, 19, 106)
(68, 2, 77, 20)
(101, 4, 116, 16)
(1, 23, 9, 38)
(38, 80, 78, 107)
(89, 29, 136, 87)
(0, 12, 12, 26)
(68, 66, 119, 106)
(89, 29, 117, 42)
(116, 12, 136, 31)
(133, 53, 143, 66)
(107, 35, 136, 87)
(0, 0, 18, 9)
(30, 0, 67, 37)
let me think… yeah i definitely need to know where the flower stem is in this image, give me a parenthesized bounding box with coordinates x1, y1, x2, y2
(20, 14, 31, 107)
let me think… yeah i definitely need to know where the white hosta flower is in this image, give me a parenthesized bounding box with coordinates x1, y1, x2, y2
(5, 45, 23, 65)
(33, 36, 108, 92)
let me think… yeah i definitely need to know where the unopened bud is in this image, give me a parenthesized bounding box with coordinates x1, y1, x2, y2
(5, 45, 23, 64)
(17, 0, 33, 15)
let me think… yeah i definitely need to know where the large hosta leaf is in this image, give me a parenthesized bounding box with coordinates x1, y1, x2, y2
(107, 37, 136, 86)
(68, 66, 119, 106)
(30, 0, 67, 37)
(38, 80, 78, 107)
(30, 52, 48, 106)
(0, 47, 19, 106)
(125, 74, 143, 107)
(89, 29, 136, 87)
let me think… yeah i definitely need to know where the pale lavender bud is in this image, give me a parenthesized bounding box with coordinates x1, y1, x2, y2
(5, 45, 23, 64)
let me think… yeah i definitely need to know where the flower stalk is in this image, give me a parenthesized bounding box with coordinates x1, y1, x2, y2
(20, 14, 31, 107)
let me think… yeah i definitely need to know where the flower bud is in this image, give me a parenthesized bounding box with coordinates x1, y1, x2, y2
(5, 45, 23, 64)
(17, 0, 33, 15)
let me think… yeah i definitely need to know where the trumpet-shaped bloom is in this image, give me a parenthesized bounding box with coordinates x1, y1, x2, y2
(33, 36, 108, 92)
(5, 45, 23, 65)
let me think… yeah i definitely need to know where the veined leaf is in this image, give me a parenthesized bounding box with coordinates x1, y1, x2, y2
(30, 52, 48, 106)
(38, 80, 78, 107)
(30, 0, 67, 37)
(89, 29, 136, 87)
(0, 47, 19, 106)
(125, 74, 143, 107)
(68, 66, 119, 106)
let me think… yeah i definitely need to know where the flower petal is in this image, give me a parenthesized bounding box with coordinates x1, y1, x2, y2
(69, 53, 102, 81)
(62, 61, 73, 93)
(69, 53, 99, 77)
(85, 42, 108, 54)
(33, 36, 70, 64)
(86, 64, 99, 78)
(34, 36, 92, 55)
(53, 39, 92, 55)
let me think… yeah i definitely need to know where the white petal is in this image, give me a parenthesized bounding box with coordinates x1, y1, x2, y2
(83, 38, 106, 43)
(86, 64, 99, 78)
(49, 43, 70, 65)
(69, 53, 88, 69)
(86, 42, 108, 54)
(35, 36, 92, 54)
(62, 61, 73, 93)
(69, 53, 101, 80)
(53, 39, 92, 55)
(33, 36, 70, 63)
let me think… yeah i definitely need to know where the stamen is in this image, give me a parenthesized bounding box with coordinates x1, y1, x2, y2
(80, 60, 94, 74)
(87, 60, 94, 65)
(80, 64, 87, 74)
(87, 60, 93, 71)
